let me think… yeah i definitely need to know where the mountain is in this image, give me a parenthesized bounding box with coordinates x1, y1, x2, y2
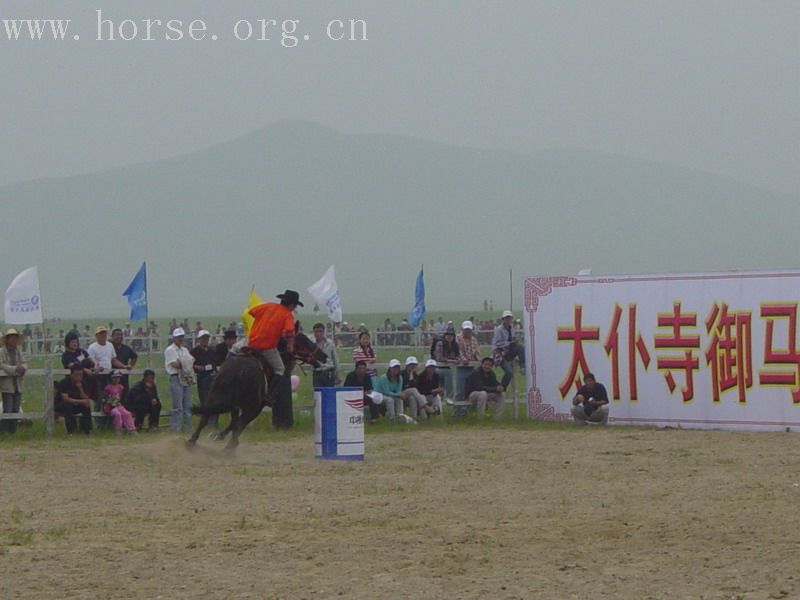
(0, 120, 796, 317)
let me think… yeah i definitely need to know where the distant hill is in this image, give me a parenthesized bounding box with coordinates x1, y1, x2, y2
(0, 120, 796, 317)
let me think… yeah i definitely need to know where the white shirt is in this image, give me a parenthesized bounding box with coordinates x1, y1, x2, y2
(87, 341, 116, 371)
(164, 343, 193, 375)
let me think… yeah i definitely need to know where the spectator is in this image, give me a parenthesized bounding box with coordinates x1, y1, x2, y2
(352, 332, 378, 378)
(190, 330, 217, 416)
(464, 357, 505, 420)
(433, 326, 459, 401)
(164, 327, 195, 433)
(454, 320, 481, 414)
(0, 328, 28, 434)
(87, 325, 126, 404)
(215, 329, 237, 365)
(311, 322, 339, 388)
(55, 365, 93, 435)
(61, 331, 94, 380)
(103, 370, 137, 434)
(400, 356, 434, 420)
(571, 373, 610, 425)
(374, 359, 405, 420)
(492, 310, 526, 389)
(344, 360, 381, 423)
(110, 328, 138, 392)
(125, 369, 162, 432)
(417, 359, 443, 415)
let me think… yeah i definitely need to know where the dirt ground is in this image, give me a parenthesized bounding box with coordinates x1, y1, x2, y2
(1, 425, 799, 600)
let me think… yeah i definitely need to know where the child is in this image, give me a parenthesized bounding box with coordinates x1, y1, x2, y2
(104, 370, 136, 434)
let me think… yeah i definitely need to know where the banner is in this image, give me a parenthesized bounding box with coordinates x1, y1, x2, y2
(523, 270, 800, 431)
(307, 265, 343, 323)
(407, 267, 425, 327)
(4, 266, 43, 324)
(121, 262, 148, 321)
(242, 286, 263, 335)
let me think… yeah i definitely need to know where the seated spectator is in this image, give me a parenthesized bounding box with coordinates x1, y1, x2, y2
(55, 365, 93, 435)
(464, 357, 505, 420)
(373, 359, 405, 420)
(352, 332, 378, 378)
(125, 369, 163, 432)
(103, 370, 137, 434)
(400, 356, 434, 420)
(344, 360, 381, 423)
(492, 310, 526, 389)
(454, 321, 481, 414)
(61, 331, 94, 379)
(417, 359, 443, 415)
(571, 373, 610, 425)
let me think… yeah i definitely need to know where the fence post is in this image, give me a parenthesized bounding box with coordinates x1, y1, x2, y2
(44, 360, 54, 435)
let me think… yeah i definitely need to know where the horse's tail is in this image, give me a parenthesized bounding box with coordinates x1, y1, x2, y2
(190, 388, 235, 416)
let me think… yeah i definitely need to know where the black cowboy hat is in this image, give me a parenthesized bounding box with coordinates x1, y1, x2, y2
(277, 289, 304, 307)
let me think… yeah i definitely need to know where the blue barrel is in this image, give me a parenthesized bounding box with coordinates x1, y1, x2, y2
(314, 387, 365, 461)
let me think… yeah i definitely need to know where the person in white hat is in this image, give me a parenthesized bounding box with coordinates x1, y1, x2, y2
(0, 328, 28, 434)
(454, 321, 481, 415)
(492, 310, 525, 389)
(373, 359, 409, 420)
(400, 356, 435, 420)
(417, 358, 444, 414)
(164, 327, 195, 433)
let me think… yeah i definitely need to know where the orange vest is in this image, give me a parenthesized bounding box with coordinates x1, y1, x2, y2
(248, 303, 295, 350)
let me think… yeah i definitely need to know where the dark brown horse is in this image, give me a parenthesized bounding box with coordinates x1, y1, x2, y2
(187, 331, 325, 451)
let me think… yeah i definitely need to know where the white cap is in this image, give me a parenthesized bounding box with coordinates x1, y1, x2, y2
(461, 320, 474, 330)
(425, 359, 437, 368)
(502, 310, 514, 319)
(388, 359, 402, 368)
(405, 356, 418, 366)
(197, 329, 210, 338)
(172, 327, 185, 337)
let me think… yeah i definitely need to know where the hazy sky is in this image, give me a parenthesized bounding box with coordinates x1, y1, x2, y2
(2, 0, 797, 194)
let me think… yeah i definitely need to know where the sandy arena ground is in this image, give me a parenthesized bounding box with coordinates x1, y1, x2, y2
(1, 426, 799, 599)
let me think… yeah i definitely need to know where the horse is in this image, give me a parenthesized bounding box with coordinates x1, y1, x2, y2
(187, 330, 325, 451)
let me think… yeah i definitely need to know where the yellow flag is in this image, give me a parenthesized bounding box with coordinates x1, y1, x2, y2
(242, 286, 264, 335)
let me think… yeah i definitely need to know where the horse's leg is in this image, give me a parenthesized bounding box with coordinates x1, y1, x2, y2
(225, 402, 260, 452)
(186, 413, 210, 448)
(216, 407, 239, 441)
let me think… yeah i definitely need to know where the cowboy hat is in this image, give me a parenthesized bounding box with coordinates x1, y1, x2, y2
(277, 289, 304, 307)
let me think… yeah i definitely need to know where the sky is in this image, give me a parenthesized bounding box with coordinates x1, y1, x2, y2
(1, 0, 797, 194)
(0, 1, 798, 318)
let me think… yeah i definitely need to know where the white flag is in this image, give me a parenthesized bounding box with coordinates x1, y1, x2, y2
(4, 266, 43, 324)
(307, 265, 343, 323)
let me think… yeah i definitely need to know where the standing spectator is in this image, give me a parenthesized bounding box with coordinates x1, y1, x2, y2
(352, 332, 377, 378)
(164, 327, 195, 433)
(492, 311, 526, 389)
(191, 330, 218, 429)
(88, 326, 126, 425)
(433, 326, 460, 401)
(55, 365, 93, 435)
(418, 359, 444, 415)
(344, 360, 381, 423)
(374, 359, 405, 420)
(125, 369, 162, 431)
(110, 328, 138, 393)
(464, 357, 505, 420)
(215, 329, 237, 365)
(455, 320, 481, 414)
(311, 322, 339, 388)
(103, 371, 137, 434)
(0, 328, 28, 434)
(400, 356, 434, 420)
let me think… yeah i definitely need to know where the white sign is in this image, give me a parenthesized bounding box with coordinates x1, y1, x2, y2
(4, 266, 43, 324)
(307, 265, 343, 323)
(524, 270, 800, 431)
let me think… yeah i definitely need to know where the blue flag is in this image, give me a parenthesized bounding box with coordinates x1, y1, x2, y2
(122, 262, 148, 321)
(408, 268, 426, 327)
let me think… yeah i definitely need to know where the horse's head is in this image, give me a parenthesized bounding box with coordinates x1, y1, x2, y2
(292, 332, 327, 368)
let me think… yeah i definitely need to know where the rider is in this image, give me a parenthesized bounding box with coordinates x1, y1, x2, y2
(247, 289, 303, 389)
